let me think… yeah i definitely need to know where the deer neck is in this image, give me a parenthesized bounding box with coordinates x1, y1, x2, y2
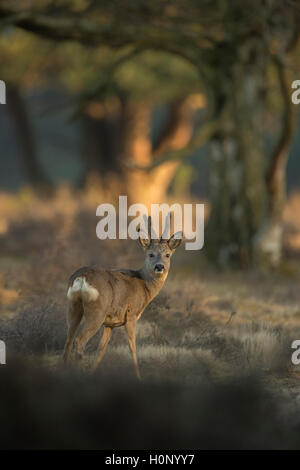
(139, 267, 167, 300)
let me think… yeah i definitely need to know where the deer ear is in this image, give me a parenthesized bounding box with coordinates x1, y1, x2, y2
(138, 230, 151, 250)
(168, 231, 183, 250)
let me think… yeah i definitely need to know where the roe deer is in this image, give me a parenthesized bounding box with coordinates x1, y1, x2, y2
(63, 215, 182, 379)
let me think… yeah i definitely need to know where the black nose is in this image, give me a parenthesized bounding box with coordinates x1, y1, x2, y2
(155, 264, 164, 272)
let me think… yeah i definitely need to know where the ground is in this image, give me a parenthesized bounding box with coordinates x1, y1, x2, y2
(1, 186, 300, 448)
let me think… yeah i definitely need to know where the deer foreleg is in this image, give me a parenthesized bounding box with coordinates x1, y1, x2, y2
(125, 319, 141, 380)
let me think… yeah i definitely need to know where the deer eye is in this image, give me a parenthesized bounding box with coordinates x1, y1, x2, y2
(149, 253, 154, 258)
(165, 253, 170, 258)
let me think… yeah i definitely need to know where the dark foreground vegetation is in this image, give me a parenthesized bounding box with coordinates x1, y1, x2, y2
(1, 358, 300, 450)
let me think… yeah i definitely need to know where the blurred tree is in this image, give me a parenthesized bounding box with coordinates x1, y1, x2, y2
(0, 0, 299, 267)
(6, 84, 51, 191)
(120, 96, 195, 204)
(0, 29, 53, 191)
(79, 103, 121, 185)
(0, 23, 202, 196)
(202, 3, 299, 268)
(68, 49, 202, 199)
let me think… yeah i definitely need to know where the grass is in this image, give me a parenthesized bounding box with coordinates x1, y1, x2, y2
(1, 186, 300, 448)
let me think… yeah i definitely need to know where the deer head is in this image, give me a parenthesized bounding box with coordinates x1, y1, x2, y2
(139, 214, 182, 279)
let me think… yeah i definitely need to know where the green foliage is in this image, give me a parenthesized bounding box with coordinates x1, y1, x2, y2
(0, 28, 200, 104)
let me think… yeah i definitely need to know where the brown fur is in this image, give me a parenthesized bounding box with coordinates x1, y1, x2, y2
(63, 217, 182, 379)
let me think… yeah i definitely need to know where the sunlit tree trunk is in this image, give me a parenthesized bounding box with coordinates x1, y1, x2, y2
(120, 100, 152, 203)
(122, 98, 194, 205)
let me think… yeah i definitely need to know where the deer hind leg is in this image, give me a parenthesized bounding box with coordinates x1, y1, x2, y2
(125, 319, 141, 380)
(73, 301, 106, 361)
(63, 299, 83, 363)
(93, 326, 112, 371)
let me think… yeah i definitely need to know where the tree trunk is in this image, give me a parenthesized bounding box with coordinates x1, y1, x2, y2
(79, 103, 121, 187)
(122, 98, 194, 205)
(120, 100, 153, 203)
(206, 39, 267, 267)
(253, 58, 296, 268)
(6, 84, 51, 192)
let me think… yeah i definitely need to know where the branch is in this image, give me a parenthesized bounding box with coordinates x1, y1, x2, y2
(0, 9, 114, 44)
(0, 7, 203, 66)
(71, 47, 142, 119)
(124, 119, 218, 172)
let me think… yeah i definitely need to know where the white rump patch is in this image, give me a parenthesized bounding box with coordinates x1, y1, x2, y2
(67, 277, 83, 300)
(67, 276, 99, 302)
(81, 278, 99, 302)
